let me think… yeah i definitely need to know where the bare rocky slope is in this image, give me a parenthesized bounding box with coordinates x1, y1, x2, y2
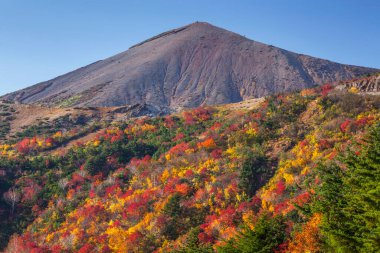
(335, 73, 380, 94)
(2, 22, 378, 111)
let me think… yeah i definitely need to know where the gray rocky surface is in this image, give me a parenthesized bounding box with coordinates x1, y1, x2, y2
(2, 22, 378, 111)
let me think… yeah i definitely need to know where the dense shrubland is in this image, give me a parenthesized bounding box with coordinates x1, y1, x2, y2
(0, 85, 379, 252)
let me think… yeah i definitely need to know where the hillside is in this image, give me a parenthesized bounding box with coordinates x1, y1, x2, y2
(1, 22, 378, 111)
(0, 83, 379, 252)
(0, 100, 172, 144)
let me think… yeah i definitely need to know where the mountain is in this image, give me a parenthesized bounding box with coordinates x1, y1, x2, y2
(2, 22, 378, 110)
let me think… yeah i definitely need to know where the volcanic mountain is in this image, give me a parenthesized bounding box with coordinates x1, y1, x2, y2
(2, 22, 378, 111)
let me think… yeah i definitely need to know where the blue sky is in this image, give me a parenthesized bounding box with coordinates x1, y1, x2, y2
(0, 0, 379, 96)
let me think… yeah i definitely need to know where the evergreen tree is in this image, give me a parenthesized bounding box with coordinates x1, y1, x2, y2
(217, 214, 286, 253)
(239, 150, 269, 197)
(317, 123, 380, 252)
(173, 227, 214, 253)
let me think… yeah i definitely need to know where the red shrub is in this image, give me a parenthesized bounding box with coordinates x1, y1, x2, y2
(164, 116, 176, 128)
(321, 83, 333, 96)
(210, 122, 222, 131)
(184, 169, 194, 177)
(78, 243, 94, 253)
(293, 192, 311, 207)
(45, 137, 54, 147)
(299, 140, 309, 148)
(219, 206, 237, 226)
(129, 231, 143, 243)
(71, 173, 85, 185)
(275, 180, 286, 195)
(183, 107, 212, 125)
(89, 189, 96, 198)
(210, 149, 223, 159)
(228, 124, 239, 132)
(172, 132, 185, 142)
(16, 138, 32, 154)
(175, 183, 190, 195)
(318, 139, 332, 150)
(198, 232, 214, 244)
(340, 119, 351, 133)
(192, 107, 212, 121)
(252, 112, 262, 120)
(129, 155, 151, 167)
(168, 142, 190, 156)
(183, 111, 195, 125)
(355, 115, 374, 126)
(197, 138, 217, 150)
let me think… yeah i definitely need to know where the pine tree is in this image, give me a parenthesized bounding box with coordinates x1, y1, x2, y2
(217, 214, 286, 253)
(317, 123, 380, 252)
(239, 150, 268, 197)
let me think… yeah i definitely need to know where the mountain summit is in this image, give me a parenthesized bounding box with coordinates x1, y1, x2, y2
(2, 22, 378, 110)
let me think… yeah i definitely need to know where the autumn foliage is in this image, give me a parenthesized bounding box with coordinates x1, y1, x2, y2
(0, 86, 379, 252)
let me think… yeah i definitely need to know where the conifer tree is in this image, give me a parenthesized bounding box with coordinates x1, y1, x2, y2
(317, 123, 380, 252)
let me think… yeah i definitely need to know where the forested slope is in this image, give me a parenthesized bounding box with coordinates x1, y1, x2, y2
(0, 84, 379, 252)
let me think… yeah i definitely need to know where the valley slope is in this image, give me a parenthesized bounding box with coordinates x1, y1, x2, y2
(0, 82, 379, 252)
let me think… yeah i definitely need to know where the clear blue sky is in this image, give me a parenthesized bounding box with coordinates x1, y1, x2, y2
(0, 0, 379, 96)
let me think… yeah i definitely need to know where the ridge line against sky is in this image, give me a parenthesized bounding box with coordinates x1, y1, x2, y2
(0, 0, 379, 96)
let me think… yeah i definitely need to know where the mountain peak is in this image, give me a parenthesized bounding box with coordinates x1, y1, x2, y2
(185, 21, 220, 30)
(186, 21, 213, 27)
(129, 21, 222, 50)
(2, 23, 378, 110)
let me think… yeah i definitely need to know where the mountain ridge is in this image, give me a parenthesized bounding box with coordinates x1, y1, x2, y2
(2, 22, 378, 110)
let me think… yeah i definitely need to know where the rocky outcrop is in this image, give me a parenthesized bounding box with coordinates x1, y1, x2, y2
(335, 74, 380, 93)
